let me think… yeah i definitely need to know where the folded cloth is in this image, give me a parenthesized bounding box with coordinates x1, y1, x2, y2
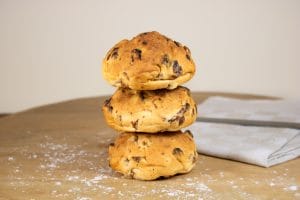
(187, 97, 300, 167)
(188, 123, 300, 167)
(198, 96, 300, 123)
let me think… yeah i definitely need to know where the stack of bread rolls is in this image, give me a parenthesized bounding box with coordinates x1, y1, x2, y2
(102, 31, 198, 180)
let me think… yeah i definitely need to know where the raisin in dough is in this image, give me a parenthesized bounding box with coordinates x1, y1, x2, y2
(108, 130, 198, 180)
(102, 86, 197, 133)
(102, 31, 196, 90)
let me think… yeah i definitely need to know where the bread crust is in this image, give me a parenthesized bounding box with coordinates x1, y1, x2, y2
(102, 31, 196, 90)
(108, 130, 198, 180)
(102, 86, 197, 133)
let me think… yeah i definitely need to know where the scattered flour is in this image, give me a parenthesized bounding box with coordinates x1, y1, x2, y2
(8, 156, 14, 161)
(4, 134, 299, 199)
(289, 185, 298, 191)
(284, 185, 298, 191)
(55, 181, 62, 186)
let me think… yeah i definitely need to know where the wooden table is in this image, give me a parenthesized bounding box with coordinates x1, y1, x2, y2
(0, 92, 299, 199)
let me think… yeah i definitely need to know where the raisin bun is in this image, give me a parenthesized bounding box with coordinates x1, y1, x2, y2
(102, 86, 197, 133)
(102, 31, 196, 90)
(108, 130, 198, 180)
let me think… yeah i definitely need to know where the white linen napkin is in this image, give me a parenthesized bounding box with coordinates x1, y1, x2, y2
(198, 96, 300, 122)
(187, 97, 300, 167)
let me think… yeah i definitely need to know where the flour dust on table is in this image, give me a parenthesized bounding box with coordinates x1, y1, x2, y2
(1, 131, 299, 199)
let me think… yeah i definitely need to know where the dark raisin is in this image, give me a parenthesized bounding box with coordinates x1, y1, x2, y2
(172, 60, 182, 76)
(185, 103, 190, 110)
(172, 148, 183, 155)
(131, 49, 142, 62)
(131, 120, 139, 130)
(186, 54, 191, 60)
(139, 91, 146, 100)
(104, 98, 111, 106)
(153, 89, 166, 96)
(168, 103, 190, 123)
(178, 116, 185, 125)
(142, 141, 147, 146)
(183, 46, 190, 54)
(168, 116, 178, 123)
(107, 105, 113, 113)
(177, 103, 190, 115)
(104, 98, 113, 112)
(174, 41, 181, 47)
(161, 54, 169, 65)
(185, 130, 193, 138)
(142, 41, 147, 45)
(111, 47, 119, 59)
(109, 143, 115, 147)
(132, 156, 141, 163)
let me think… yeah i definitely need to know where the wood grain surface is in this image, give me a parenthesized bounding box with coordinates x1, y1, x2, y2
(0, 92, 299, 200)
(0, 114, 9, 119)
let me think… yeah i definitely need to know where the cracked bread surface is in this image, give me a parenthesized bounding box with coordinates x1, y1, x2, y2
(102, 31, 196, 90)
(108, 130, 198, 180)
(102, 86, 197, 133)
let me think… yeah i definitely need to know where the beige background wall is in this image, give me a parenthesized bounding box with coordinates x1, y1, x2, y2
(0, 0, 299, 112)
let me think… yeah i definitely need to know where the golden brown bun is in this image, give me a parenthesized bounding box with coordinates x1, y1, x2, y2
(102, 31, 196, 90)
(102, 86, 197, 133)
(108, 130, 198, 180)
